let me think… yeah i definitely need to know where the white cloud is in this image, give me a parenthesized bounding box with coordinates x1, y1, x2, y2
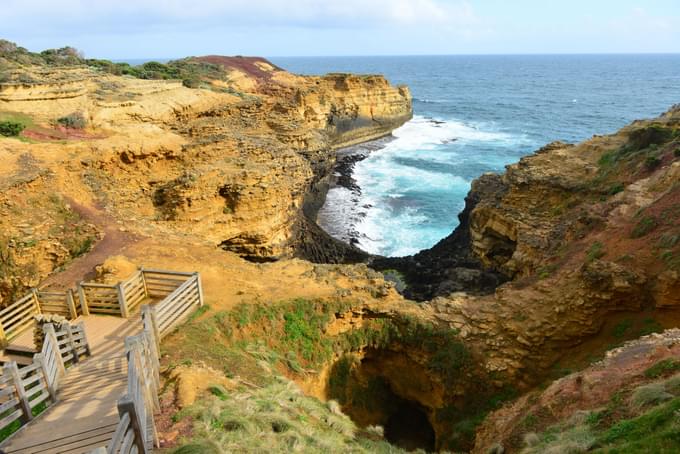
(0, 0, 478, 28)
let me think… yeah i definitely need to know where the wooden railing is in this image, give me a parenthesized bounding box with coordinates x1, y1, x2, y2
(0, 292, 41, 346)
(0, 269, 199, 347)
(0, 289, 80, 347)
(151, 272, 203, 337)
(78, 282, 120, 316)
(0, 321, 90, 440)
(98, 272, 203, 454)
(35, 290, 79, 319)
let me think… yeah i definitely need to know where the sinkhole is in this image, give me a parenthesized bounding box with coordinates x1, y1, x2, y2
(327, 351, 439, 452)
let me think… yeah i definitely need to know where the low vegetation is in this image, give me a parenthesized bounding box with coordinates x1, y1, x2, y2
(56, 112, 86, 129)
(0, 120, 25, 137)
(521, 374, 680, 453)
(585, 241, 605, 262)
(170, 378, 406, 453)
(0, 39, 228, 88)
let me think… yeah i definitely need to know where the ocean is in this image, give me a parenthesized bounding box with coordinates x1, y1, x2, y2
(272, 55, 680, 257)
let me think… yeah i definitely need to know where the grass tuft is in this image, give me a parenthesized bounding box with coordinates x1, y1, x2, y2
(630, 383, 673, 409)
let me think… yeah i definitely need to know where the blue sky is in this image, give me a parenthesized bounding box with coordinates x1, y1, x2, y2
(1, 0, 679, 58)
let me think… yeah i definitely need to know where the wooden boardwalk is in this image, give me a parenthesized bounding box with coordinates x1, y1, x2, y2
(2, 316, 141, 454)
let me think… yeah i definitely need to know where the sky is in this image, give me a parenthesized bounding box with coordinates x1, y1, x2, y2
(1, 0, 679, 59)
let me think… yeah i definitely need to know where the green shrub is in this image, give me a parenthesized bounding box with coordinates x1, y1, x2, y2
(644, 359, 680, 379)
(630, 383, 673, 409)
(183, 77, 201, 88)
(664, 374, 680, 395)
(598, 397, 680, 450)
(628, 124, 674, 151)
(0, 120, 25, 136)
(585, 241, 605, 262)
(631, 216, 658, 238)
(56, 112, 86, 129)
(674, 148, 680, 158)
(57, 112, 86, 129)
(645, 155, 661, 170)
(608, 183, 625, 195)
(611, 319, 633, 339)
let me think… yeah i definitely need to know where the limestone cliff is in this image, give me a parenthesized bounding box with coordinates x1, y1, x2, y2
(0, 54, 412, 290)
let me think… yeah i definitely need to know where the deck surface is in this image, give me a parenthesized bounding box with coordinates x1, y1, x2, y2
(2, 315, 142, 454)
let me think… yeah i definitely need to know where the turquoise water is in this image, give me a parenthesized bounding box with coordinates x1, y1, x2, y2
(274, 55, 680, 257)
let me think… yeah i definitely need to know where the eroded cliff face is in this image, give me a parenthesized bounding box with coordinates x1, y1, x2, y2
(89, 71, 411, 261)
(0, 57, 411, 294)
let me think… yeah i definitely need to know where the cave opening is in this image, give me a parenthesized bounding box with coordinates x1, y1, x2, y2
(327, 353, 439, 452)
(384, 400, 436, 452)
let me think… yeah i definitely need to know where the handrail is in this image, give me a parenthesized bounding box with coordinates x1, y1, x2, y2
(100, 271, 203, 453)
(0, 321, 91, 443)
(0, 289, 78, 346)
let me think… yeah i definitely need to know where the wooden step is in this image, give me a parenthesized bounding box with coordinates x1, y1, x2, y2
(7, 421, 118, 453)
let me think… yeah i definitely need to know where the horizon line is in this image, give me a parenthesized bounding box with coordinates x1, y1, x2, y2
(111, 52, 680, 62)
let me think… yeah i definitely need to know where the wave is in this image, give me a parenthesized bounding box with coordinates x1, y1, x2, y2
(318, 115, 533, 257)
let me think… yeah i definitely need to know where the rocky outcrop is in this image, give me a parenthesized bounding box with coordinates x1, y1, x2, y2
(398, 107, 680, 388)
(473, 329, 680, 453)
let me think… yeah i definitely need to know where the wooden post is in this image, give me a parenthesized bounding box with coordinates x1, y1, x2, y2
(0, 321, 7, 348)
(78, 321, 92, 357)
(64, 323, 79, 364)
(117, 396, 148, 454)
(117, 283, 129, 318)
(140, 267, 149, 299)
(33, 353, 57, 402)
(78, 283, 90, 316)
(31, 288, 42, 314)
(4, 361, 33, 423)
(141, 305, 160, 353)
(43, 323, 66, 376)
(66, 289, 78, 320)
(195, 272, 204, 307)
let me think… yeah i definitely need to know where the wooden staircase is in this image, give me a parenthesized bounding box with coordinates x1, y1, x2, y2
(1, 317, 138, 453)
(0, 269, 204, 454)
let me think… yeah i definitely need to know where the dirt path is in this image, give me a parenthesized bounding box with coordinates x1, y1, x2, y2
(41, 198, 142, 290)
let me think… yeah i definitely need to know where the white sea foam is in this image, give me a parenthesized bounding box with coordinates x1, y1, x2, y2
(318, 115, 530, 257)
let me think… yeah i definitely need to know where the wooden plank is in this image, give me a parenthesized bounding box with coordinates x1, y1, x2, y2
(157, 287, 199, 325)
(17, 361, 41, 377)
(0, 301, 35, 322)
(156, 280, 197, 317)
(0, 294, 34, 318)
(0, 397, 19, 414)
(143, 278, 186, 286)
(107, 412, 131, 454)
(120, 428, 135, 454)
(2, 303, 37, 328)
(0, 385, 16, 399)
(88, 309, 123, 315)
(142, 268, 195, 277)
(80, 283, 118, 289)
(3, 362, 31, 423)
(0, 408, 23, 429)
(21, 372, 43, 388)
(158, 299, 197, 333)
(84, 296, 119, 303)
(82, 290, 118, 297)
(28, 390, 50, 408)
(6, 318, 36, 341)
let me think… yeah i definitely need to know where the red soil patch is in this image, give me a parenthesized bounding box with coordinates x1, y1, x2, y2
(193, 55, 282, 82)
(155, 389, 194, 449)
(41, 198, 142, 290)
(21, 125, 105, 142)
